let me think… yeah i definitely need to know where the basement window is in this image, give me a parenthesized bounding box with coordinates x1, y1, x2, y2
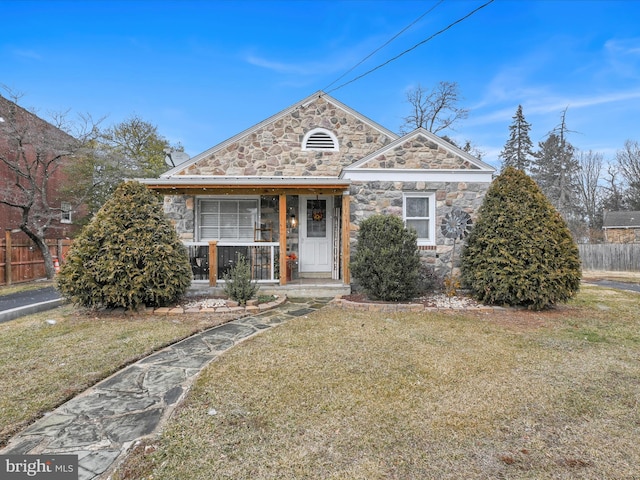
(302, 128, 339, 151)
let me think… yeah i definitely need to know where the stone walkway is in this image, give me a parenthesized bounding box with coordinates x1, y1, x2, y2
(0, 297, 332, 480)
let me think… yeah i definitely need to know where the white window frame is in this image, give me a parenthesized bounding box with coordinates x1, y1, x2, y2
(197, 196, 260, 241)
(60, 202, 72, 224)
(302, 127, 339, 152)
(403, 193, 436, 246)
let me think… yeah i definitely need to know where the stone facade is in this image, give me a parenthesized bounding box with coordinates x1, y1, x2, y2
(345, 131, 492, 271)
(164, 195, 194, 241)
(177, 96, 394, 177)
(349, 180, 490, 271)
(604, 228, 640, 243)
(360, 135, 481, 170)
(147, 92, 496, 283)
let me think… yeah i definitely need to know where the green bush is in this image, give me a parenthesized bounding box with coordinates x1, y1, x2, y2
(350, 214, 421, 301)
(460, 167, 581, 310)
(56, 181, 192, 310)
(222, 254, 258, 305)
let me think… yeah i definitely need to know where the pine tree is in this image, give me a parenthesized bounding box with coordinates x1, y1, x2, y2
(56, 181, 192, 310)
(460, 167, 581, 310)
(499, 105, 534, 172)
(531, 109, 581, 227)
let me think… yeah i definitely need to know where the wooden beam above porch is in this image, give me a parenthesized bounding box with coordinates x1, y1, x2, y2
(139, 176, 351, 196)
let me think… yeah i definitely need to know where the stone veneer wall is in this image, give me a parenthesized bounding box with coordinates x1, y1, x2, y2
(164, 195, 194, 241)
(605, 228, 640, 243)
(177, 96, 394, 177)
(362, 134, 481, 170)
(349, 180, 491, 273)
(164, 181, 491, 272)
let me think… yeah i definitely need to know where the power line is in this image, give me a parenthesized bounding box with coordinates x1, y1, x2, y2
(322, 0, 446, 92)
(325, 0, 495, 95)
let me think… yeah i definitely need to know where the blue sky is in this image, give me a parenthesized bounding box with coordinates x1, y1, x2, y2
(2, 0, 639, 169)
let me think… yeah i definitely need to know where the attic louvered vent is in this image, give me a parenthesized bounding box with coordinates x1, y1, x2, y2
(302, 128, 339, 151)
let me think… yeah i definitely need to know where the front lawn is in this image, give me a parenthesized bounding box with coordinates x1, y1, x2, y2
(0, 306, 236, 447)
(114, 285, 640, 479)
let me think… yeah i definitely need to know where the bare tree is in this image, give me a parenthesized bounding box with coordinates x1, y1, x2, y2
(576, 150, 603, 240)
(616, 140, 640, 209)
(0, 89, 99, 278)
(401, 81, 469, 135)
(601, 164, 627, 212)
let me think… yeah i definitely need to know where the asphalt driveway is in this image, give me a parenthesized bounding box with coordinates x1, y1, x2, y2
(0, 286, 63, 323)
(586, 279, 640, 293)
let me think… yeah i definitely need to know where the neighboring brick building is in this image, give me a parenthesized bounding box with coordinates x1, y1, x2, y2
(603, 211, 640, 243)
(140, 92, 495, 291)
(0, 94, 85, 241)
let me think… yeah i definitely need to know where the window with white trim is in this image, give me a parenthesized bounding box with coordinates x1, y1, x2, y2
(61, 202, 72, 223)
(403, 193, 436, 245)
(302, 128, 339, 151)
(198, 198, 258, 241)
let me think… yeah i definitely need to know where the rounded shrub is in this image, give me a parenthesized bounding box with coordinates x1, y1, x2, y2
(350, 214, 421, 302)
(56, 181, 192, 310)
(460, 166, 581, 310)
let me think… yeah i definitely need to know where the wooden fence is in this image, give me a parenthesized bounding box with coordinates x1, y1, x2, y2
(1, 233, 72, 286)
(578, 243, 640, 272)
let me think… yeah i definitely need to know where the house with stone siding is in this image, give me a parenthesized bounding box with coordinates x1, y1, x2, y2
(139, 92, 495, 295)
(602, 211, 640, 243)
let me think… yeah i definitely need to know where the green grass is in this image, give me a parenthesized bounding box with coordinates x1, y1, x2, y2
(113, 285, 640, 480)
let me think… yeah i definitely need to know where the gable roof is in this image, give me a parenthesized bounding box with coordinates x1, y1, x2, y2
(341, 128, 495, 183)
(161, 91, 399, 178)
(345, 128, 494, 171)
(603, 211, 640, 228)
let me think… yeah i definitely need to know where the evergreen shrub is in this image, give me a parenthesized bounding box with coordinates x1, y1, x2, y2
(350, 214, 421, 302)
(222, 254, 258, 305)
(56, 181, 192, 310)
(460, 166, 581, 310)
(417, 262, 443, 294)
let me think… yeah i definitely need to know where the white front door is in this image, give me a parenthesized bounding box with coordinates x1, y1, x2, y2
(299, 196, 333, 273)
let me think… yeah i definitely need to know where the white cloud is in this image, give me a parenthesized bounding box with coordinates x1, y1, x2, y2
(605, 38, 640, 57)
(245, 55, 316, 76)
(11, 48, 42, 61)
(602, 37, 640, 79)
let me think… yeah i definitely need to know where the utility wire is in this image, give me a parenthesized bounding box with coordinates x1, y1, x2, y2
(322, 0, 446, 92)
(325, 0, 495, 95)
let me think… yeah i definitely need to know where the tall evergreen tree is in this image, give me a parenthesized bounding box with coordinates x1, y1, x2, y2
(531, 109, 581, 228)
(461, 167, 581, 310)
(499, 105, 534, 172)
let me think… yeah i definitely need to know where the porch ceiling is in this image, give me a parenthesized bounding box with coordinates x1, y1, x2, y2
(139, 176, 351, 196)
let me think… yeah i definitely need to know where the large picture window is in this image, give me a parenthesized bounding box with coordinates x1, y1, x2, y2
(198, 198, 258, 241)
(403, 193, 435, 245)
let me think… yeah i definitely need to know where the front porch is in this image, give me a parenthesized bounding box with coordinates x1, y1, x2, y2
(142, 177, 353, 296)
(183, 241, 351, 298)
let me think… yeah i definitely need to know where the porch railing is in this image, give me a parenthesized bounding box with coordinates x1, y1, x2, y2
(184, 242, 281, 284)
